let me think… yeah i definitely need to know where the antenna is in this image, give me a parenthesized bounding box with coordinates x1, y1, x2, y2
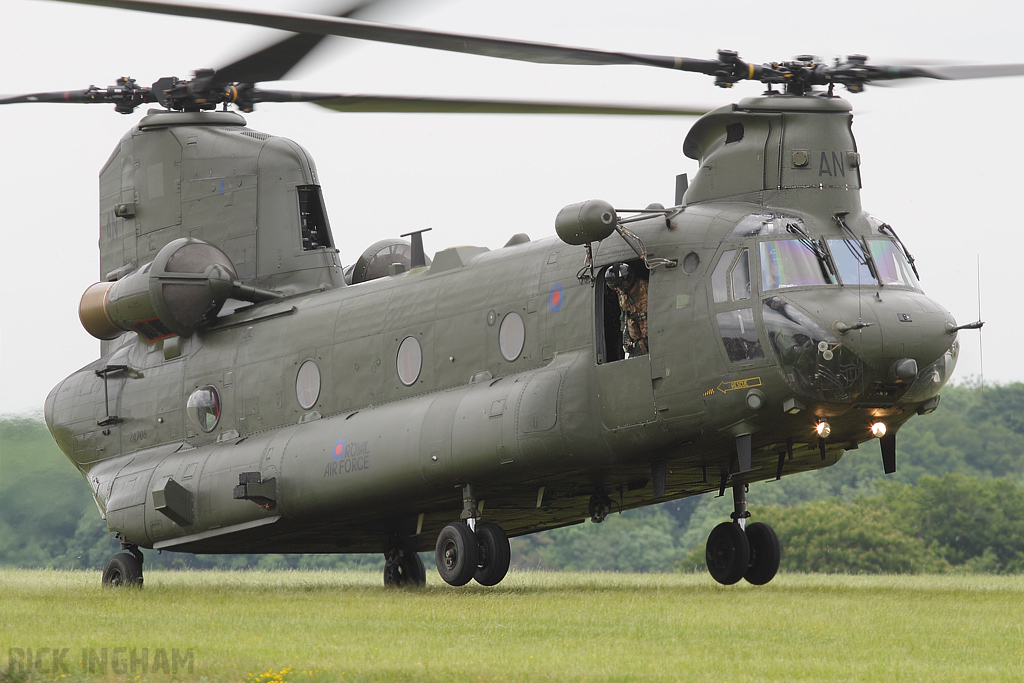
(977, 255, 985, 396)
(400, 228, 432, 269)
(674, 173, 688, 206)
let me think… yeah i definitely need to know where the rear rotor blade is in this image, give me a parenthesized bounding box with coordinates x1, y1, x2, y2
(0, 82, 154, 112)
(254, 91, 710, 116)
(210, 0, 385, 86)
(50, 0, 718, 73)
(0, 89, 102, 105)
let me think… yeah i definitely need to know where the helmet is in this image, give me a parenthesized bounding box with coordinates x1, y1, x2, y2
(605, 263, 634, 290)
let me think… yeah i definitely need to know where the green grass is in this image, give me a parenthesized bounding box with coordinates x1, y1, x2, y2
(1, 569, 1023, 682)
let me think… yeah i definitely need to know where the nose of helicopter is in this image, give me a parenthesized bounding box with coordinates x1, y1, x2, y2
(764, 289, 958, 406)
(838, 290, 957, 383)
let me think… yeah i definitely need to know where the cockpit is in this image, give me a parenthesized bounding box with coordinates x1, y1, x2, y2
(733, 212, 922, 292)
(709, 211, 952, 405)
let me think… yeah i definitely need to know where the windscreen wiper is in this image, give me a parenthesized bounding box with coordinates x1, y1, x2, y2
(786, 221, 836, 280)
(834, 213, 880, 284)
(877, 222, 920, 280)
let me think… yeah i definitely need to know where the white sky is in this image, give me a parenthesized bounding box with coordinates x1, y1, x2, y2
(1, 0, 1021, 415)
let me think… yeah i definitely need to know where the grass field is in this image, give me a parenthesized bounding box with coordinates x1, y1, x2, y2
(1, 569, 1022, 682)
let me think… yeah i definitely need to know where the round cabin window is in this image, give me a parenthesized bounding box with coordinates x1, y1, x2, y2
(295, 359, 321, 410)
(187, 385, 221, 433)
(498, 312, 526, 362)
(683, 251, 700, 274)
(396, 335, 422, 386)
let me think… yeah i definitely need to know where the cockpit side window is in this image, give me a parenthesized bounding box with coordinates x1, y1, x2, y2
(716, 309, 764, 363)
(712, 249, 750, 303)
(712, 250, 734, 302)
(731, 250, 751, 301)
(712, 248, 763, 364)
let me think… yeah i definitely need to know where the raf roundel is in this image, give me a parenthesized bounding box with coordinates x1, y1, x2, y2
(333, 438, 346, 461)
(548, 283, 565, 313)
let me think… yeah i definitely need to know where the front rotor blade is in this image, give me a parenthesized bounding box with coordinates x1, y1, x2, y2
(874, 63, 1024, 81)
(51, 0, 718, 73)
(257, 91, 710, 116)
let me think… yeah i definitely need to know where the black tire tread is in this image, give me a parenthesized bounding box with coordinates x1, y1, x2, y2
(474, 522, 511, 586)
(101, 552, 143, 588)
(435, 522, 478, 586)
(705, 521, 750, 586)
(744, 521, 782, 586)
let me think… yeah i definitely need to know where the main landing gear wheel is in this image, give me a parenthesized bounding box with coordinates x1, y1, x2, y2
(101, 552, 143, 588)
(383, 550, 426, 588)
(473, 522, 511, 586)
(705, 481, 782, 586)
(435, 522, 478, 586)
(744, 521, 781, 586)
(705, 522, 750, 586)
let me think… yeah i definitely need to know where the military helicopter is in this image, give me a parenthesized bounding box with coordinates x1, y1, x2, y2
(5, 0, 1010, 589)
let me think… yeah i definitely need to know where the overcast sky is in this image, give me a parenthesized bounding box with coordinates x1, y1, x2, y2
(1, 0, 1021, 415)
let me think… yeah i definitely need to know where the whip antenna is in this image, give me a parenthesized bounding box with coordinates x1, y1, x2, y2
(978, 255, 985, 395)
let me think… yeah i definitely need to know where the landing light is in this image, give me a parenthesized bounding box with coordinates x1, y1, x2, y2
(871, 422, 887, 438)
(815, 421, 831, 438)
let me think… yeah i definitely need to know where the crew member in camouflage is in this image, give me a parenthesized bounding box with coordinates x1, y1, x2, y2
(605, 263, 649, 356)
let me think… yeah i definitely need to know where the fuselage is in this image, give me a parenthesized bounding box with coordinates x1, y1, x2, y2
(44, 96, 959, 556)
(44, 202, 957, 554)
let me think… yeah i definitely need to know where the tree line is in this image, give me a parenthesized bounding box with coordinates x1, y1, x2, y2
(2, 381, 1022, 574)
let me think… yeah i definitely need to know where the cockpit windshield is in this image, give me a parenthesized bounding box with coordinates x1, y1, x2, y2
(741, 211, 921, 291)
(868, 240, 920, 288)
(827, 239, 875, 286)
(760, 240, 836, 290)
(827, 238, 921, 289)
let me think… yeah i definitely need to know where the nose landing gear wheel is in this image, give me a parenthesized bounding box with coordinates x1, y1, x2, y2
(743, 521, 781, 585)
(435, 522, 479, 586)
(473, 522, 511, 586)
(705, 521, 750, 585)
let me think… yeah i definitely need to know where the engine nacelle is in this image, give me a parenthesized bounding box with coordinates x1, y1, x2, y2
(79, 238, 237, 341)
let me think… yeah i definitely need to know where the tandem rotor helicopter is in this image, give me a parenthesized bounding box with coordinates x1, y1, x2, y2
(4, 0, 1015, 588)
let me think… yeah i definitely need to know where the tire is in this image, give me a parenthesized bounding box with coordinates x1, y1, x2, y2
(383, 551, 427, 588)
(405, 551, 427, 587)
(474, 522, 511, 587)
(435, 522, 478, 586)
(705, 521, 750, 586)
(744, 521, 782, 586)
(383, 562, 399, 587)
(101, 552, 143, 588)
